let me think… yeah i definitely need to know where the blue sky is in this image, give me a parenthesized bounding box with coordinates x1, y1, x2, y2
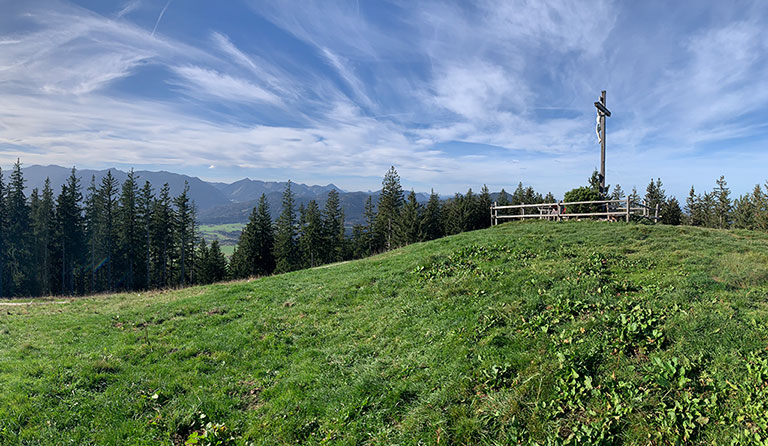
(1, 0, 768, 198)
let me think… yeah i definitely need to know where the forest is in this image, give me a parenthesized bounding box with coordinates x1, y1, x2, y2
(0, 160, 756, 298)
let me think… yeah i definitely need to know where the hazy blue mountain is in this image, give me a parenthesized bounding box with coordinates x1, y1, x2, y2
(21, 165, 230, 211)
(212, 178, 341, 203)
(18, 165, 432, 225)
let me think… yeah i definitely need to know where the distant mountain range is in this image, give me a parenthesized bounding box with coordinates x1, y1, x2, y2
(20, 165, 430, 226)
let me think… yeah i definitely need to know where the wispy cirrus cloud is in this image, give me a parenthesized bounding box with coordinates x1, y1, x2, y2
(2, 0, 768, 197)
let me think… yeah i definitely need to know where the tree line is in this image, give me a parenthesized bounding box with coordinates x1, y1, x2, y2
(0, 161, 226, 298)
(2, 158, 750, 299)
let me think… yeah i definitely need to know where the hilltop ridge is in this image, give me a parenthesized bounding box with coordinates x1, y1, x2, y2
(3, 221, 768, 444)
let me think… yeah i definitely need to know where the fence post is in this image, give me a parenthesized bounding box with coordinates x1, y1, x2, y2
(625, 196, 630, 223)
(655, 203, 659, 222)
(557, 201, 562, 222)
(491, 202, 496, 226)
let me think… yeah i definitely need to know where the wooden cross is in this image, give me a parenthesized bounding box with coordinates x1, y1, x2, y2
(594, 90, 611, 196)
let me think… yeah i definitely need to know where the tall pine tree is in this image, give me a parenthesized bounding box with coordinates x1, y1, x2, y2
(274, 181, 300, 273)
(375, 167, 404, 250)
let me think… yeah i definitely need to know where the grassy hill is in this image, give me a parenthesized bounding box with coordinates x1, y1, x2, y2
(3, 221, 768, 444)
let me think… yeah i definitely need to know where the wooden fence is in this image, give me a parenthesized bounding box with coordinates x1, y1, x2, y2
(491, 197, 660, 226)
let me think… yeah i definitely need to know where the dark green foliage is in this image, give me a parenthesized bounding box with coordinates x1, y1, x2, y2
(644, 178, 667, 212)
(151, 183, 173, 288)
(298, 200, 323, 267)
(230, 194, 275, 278)
(4, 160, 32, 295)
(322, 190, 345, 263)
(118, 170, 141, 290)
(274, 181, 300, 273)
(195, 239, 228, 284)
(661, 197, 682, 225)
(400, 190, 421, 245)
(54, 168, 85, 295)
(419, 190, 443, 241)
(563, 186, 601, 214)
(174, 182, 196, 286)
(375, 166, 404, 250)
(496, 188, 509, 206)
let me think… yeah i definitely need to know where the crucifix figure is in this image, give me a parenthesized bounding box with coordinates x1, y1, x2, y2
(594, 90, 611, 196)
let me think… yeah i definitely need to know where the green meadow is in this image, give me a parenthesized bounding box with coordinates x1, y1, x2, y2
(3, 221, 768, 444)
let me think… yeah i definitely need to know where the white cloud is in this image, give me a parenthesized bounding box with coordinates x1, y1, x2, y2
(170, 65, 282, 105)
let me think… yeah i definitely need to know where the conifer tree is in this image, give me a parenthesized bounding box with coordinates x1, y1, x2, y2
(117, 170, 140, 289)
(478, 185, 492, 229)
(152, 183, 173, 287)
(84, 176, 99, 293)
(137, 181, 154, 289)
(733, 194, 755, 229)
(460, 188, 476, 231)
(98, 170, 119, 290)
(5, 160, 32, 296)
(511, 182, 525, 205)
(274, 181, 299, 273)
(496, 189, 510, 207)
(194, 238, 210, 284)
(714, 175, 732, 229)
(174, 181, 196, 286)
(419, 190, 443, 241)
(544, 192, 557, 203)
(753, 184, 768, 231)
(611, 184, 625, 200)
(661, 197, 682, 225)
(0, 168, 5, 297)
(322, 189, 345, 263)
(207, 240, 228, 283)
(375, 166, 404, 250)
(55, 168, 84, 295)
(362, 195, 378, 255)
(231, 193, 275, 277)
(401, 190, 422, 245)
(299, 200, 323, 267)
(644, 178, 666, 211)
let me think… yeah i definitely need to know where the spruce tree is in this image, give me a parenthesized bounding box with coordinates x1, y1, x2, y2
(714, 175, 732, 229)
(401, 190, 422, 245)
(207, 240, 228, 283)
(733, 194, 755, 230)
(274, 181, 299, 273)
(511, 182, 525, 205)
(0, 168, 5, 297)
(478, 185, 492, 229)
(375, 166, 404, 250)
(84, 176, 99, 293)
(753, 184, 768, 231)
(55, 168, 84, 295)
(685, 186, 700, 226)
(98, 170, 119, 290)
(419, 190, 443, 241)
(5, 160, 32, 296)
(362, 195, 378, 255)
(299, 200, 323, 267)
(118, 170, 140, 290)
(231, 193, 275, 277)
(661, 197, 682, 225)
(322, 190, 345, 263)
(152, 183, 173, 287)
(496, 189, 510, 206)
(137, 181, 154, 289)
(173, 181, 196, 286)
(194, 238, 210, 284)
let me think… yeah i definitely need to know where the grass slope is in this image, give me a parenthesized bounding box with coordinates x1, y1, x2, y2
(3, 221, 768, 444)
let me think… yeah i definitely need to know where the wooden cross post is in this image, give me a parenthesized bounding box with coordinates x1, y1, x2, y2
(594, 91, 611, 197)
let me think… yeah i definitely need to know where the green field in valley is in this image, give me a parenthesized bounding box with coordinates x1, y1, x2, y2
(3, 221, 768, 444)
(198, 223, 244, 256)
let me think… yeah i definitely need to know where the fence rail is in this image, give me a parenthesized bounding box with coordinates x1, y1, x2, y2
(491, 197, 660, 226)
